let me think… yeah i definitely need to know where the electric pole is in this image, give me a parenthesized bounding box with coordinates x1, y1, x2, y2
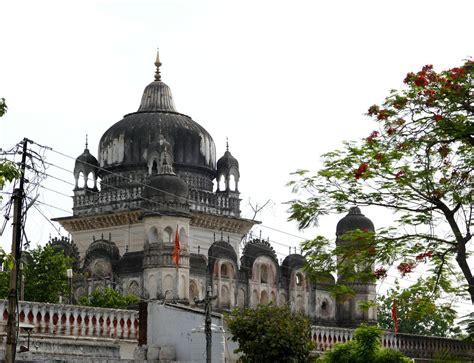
(195, 286, 217, 363)
(6, 138, 28, 363)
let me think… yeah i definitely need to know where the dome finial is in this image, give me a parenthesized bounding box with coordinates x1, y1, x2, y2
(226, 137, 229, 152)
(85, 134, 88, 150)
(154, 49, 162, 81)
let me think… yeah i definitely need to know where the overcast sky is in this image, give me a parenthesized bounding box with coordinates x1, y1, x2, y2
(1, 0, 473, 311)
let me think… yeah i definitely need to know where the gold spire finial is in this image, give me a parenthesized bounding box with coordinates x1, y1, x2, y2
(154, 49, 162, 81)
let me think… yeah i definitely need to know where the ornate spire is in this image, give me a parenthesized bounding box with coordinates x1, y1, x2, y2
(85, 134, 88, 150)
(226, 137, 229, 152)
(154, 49, 162, 81)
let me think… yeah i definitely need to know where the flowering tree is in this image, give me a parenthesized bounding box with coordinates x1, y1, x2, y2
(289, 60, 473, 303)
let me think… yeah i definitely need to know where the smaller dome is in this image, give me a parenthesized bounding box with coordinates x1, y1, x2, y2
(208, 240, 238, 263)
(336, 207, 374, 237)
(74, 148, 99, 175)
(217, 150, 239, 173)
(143, 173, 189, 202)
(138, 81, 177, 113)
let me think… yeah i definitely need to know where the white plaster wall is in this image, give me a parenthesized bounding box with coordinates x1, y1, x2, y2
(147, 303, 225, 362)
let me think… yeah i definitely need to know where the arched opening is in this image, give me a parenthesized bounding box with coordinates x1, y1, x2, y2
(86, 172, 94, 188)
(295, 272, 304, 287)
(271, 291, 276, 304)
(237, 289, 246, 307)
(220, 263, 228, 278)
(189, 280, 199, 303)
(164, 226, 173, 243)
(163, 275, 174, 298)
(128, 281, 140, 296)
(152, 159, 158, 175)
(260, 264, 268, 283)
(229, 174, 236, 191)
(148, 227, 159, 243)
(321, 299, 330, 317)
(78, 172, 85, 188)
(96, 177, 101, 191)
(218, 175, 226, 191)
(260, 290, 269, 305)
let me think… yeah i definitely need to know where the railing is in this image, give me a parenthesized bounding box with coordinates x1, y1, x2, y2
(0, 300, 139, 340)
(312, 325, 474, 360)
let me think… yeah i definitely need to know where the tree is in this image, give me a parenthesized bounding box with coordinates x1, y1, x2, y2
(288, 60, 474, 303)
(0, 98, 21, 202)
(78, 287, 138, 309)
(378, 278, 461, 337)
(0, 245, 73, 303)
(317, 325, 411, 363)
(225, 304, 314, 362)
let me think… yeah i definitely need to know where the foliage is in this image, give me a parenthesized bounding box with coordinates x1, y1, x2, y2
(79, 287, 138, 309)
(317, 325, 411, 363)
(225, 304, 314, 362)
(378, 278, 461, 337)
(288, 60, 474, 303)
(0, 245, 74, 303)
(0, 98, 6, 117)
(458, 312, 474, 342)
(24, 245, 73, 303)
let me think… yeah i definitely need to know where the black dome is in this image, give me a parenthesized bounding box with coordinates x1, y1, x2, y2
(74, 148, 99, 175)
(336, 207, 374, 237)
(217, 150, 239, 173)
(143, 173, 189, 202)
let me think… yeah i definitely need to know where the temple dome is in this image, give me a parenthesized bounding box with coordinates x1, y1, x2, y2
(98, 53, 216, 184)
(217, 150, 239, 172)
(74, 147, 99, 175)
(336, 207, 374, 237)
(143, 173, 189, 202)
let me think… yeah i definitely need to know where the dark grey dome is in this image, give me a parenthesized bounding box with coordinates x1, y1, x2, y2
(74, 148, 99, 175)
(83, 235, 120, 269)
(143, 173, 189, 202)
(281, 253, 304, 283)
(138, 81, 177, 112)
(217, 150, 239, 173)
(336, 207, 374, 237)
(240, 238, 278, 279)
(208, 240, 238, 263)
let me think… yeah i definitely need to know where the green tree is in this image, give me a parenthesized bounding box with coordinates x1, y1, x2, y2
(378, 278, 461, 337)
(79, 287, 138, 309)
(317, 325, 411, 363)
(288, 60, 474, 303)
(0, 246, 73, 302)
(225, 304, 314, 362)
(23, 245, 73, 303)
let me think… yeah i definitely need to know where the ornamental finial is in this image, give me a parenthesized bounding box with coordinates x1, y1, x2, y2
(85, 134, 88, 150)
(226, 137, 229, 152)
(154, 49, 162, 81)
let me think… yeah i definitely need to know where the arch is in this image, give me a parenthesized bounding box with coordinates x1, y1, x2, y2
(260, 264, 268, 283)
(96, 177, 101, 191)
(320, 298, 330, 317)
(151, 159, 158, 175)
(148, 227, 159, 243)
(271, 291, 276, 304)
(229, 174, 236, 191)
(260, 290, 269, 305)
(221, 285, 230, 308)
(86, 172, 94, 188)
(296, 295, 304, 314)
(78, 171, 85, 188)
(189, 280, 199, 302)
(164, 226, 173, 243)
(221, 263, 228, 278)
(295, 272, 304, 287)
(218, 175, 226, 191)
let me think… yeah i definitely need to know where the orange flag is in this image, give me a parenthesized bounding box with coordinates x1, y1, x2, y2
(391, 299, 398, 335)
(172, 227, 181, 269)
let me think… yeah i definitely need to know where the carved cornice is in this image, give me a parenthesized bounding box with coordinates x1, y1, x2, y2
(190, 212, 258, 234)
(53, 210, 142, 232)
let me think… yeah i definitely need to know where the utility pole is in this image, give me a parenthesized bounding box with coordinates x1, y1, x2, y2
(195, 286, 217, 363)
(6, 138, 28, 363)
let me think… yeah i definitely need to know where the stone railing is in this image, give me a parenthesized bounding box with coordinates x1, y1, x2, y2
(0, 300, 139, 340)
(312, 325, 474, 360)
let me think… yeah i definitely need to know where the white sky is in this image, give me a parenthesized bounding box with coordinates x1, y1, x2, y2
(1, 0, 473, 313)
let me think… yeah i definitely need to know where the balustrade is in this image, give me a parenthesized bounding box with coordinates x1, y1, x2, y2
(0, 300, 138, 341)
(311, 325, 474, 360)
